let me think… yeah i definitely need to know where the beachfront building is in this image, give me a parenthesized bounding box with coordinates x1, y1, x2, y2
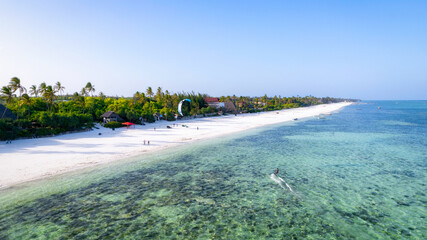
(0, 104, 17, 120)
(100, 111, 123, 123)
(204, 97, 224, 108)
(223, 101, 236, 113)
(204, 97, 236, 113)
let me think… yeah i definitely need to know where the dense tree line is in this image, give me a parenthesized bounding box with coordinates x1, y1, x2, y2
(219, 94, 358, 113)
(0, 78, 212, 140)
(1, 77, 357, 140)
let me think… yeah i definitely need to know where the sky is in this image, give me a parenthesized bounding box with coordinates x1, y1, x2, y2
(0, 0, 426, 100)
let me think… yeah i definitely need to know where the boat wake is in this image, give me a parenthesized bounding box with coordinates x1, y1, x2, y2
(270, 173, 294, 192)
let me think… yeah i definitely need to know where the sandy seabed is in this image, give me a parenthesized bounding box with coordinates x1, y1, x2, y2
(0, 102, 352, 190)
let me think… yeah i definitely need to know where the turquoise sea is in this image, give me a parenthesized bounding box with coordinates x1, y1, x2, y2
(0, 101, 426, 239)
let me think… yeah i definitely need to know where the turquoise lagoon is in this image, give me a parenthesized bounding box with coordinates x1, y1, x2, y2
(0, 101, 426, 239)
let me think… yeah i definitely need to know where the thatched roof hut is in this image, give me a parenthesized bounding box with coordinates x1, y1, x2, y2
(224, 101, 236, 113)
(100, 111, 123, 123)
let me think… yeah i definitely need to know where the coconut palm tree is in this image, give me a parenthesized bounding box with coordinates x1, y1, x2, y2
(9, 77, 26, 96)
(53, 82, 65, 112)
(262, 94, 268, 107)
(163, 90, 171, 108)
(8, 77, 26, 119)
(20, 93, 32, 116)
(42, 85, 57, 112)
(133, 91, 142, 104)
(156, 87, 163, 102)
(54, 81, 65, 97)
(85, 82, 95, 96)
(1, 86, 15, 118)
(72, 92, 80, 100)
(231, 95, 237, 106)
(29, 85, 38, 97)
(38, 82, 47, 96)
(80, 87, 88, 97)
(77, 89, 88, 113)
(146, 87, 153, 99)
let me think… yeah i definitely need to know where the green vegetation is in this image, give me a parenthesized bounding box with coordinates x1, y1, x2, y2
(220, 95, 355, 113)
(0, 77, 357, 140)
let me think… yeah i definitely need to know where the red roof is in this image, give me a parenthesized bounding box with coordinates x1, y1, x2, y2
(204, 97, 219, 103)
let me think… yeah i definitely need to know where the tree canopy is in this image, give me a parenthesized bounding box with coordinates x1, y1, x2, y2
(0, 77, 357, 140)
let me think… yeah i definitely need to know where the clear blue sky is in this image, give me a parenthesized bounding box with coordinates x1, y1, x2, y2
(1, 0, 426, 100)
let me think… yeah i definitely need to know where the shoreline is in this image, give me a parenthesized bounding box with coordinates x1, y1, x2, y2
(0, 102, 352, 190)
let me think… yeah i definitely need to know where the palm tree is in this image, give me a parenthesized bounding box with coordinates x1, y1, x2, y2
(238, 96, 245, 110)
(133, 91, 142, 104)
(1, 86, 15, 118)
(77, 90, 87, 113)
(163, 94, 172, 108)
(232, 95, 237, 106)
(54, 81, 65, 97)
(29, 85, 38, 97)
(20, 93, 32, 116)
(9, 77, 26, 96)
(72, 92, 80, 100)
(80, 87, 88, 97)
(156, 87, 163, 101)
(164, 90, 171, 108)
(262, 94, 268, 107)
(146, 87, 153, 99)
(9, 77, 26, 119)
(42, 85, 57, 112)
(85, 82, 95, 96)
(54, 82, 65, 112)
(38, 82, 47, 96)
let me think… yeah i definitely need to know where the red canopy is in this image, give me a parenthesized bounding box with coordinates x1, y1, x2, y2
(122, 122, 135, 126)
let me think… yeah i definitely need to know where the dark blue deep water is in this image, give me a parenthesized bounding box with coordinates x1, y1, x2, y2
(0, 101, 426, 239)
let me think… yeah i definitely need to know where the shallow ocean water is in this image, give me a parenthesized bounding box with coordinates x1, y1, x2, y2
(0, 101, 426, 239)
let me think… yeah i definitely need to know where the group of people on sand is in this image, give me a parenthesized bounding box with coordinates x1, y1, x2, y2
(143, 140, 150, 145)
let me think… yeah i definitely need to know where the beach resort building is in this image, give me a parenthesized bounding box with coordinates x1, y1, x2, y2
(223, 101, 236, 113)
(100, 111, 124, 123)
(204, 97, 236, 113)
(204, 97, 223, 108)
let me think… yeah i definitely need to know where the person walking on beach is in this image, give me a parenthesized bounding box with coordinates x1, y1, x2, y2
(143, 140, 146, 145)
(148, 140, 150, 145)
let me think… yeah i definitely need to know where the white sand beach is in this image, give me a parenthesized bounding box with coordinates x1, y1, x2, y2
(0, 102, 352, 190)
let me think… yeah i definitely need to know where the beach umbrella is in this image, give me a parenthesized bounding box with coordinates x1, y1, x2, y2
(122, 122, 135, 128)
